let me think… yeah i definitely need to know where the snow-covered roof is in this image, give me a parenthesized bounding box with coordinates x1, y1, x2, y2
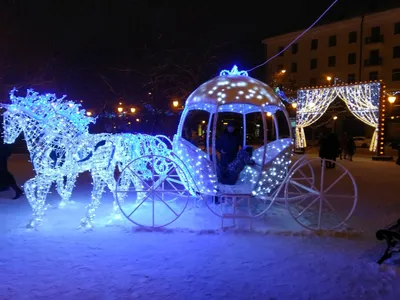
(184, 67, 284, 114)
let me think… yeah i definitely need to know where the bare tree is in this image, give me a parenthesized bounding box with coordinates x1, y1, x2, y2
(0, 4, 55, 99)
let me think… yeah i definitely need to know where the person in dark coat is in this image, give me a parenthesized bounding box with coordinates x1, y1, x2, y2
(214, 120, 242, 204)
(0, 141, 23, 199)
(324, 133, 340, 168)
(339, 132, 348, 160)
(345, 135, 356, 161)
(216, 120, 242, 170)
(318, 133, 327, 160)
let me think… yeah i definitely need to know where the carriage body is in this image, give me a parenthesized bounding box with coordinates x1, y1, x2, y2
(171, 68, 294, 198)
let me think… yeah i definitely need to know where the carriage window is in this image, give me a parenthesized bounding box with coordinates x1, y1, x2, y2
(245, 112, 264, 146)
(181, 110, 209, 150)
(274, 110, 291, 139)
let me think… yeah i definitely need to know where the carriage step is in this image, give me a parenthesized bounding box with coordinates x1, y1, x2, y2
(222, 213, 253, 219)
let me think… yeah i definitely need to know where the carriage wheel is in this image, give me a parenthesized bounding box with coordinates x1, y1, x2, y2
(115, 154, 192, 227)
(284, 158, 357, 231)
(155, 135, 173, 150)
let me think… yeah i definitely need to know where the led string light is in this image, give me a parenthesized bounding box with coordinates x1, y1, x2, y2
(178, 66, 293, 199)
(296, 88, 337, 148)
(295, 82, 381, 151)
(238, 139, 293, 197)
(2, 90, 172, 228)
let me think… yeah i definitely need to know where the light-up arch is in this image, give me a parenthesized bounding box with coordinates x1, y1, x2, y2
(295, 81, 386, 156)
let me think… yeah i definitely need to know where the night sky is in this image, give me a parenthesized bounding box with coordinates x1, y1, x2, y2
(0, 0, 398, 109)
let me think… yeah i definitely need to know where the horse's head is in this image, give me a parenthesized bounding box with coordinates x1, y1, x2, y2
(1, 105, 23, 144)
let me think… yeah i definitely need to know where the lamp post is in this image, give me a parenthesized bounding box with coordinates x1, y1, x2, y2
(332, 115, 338, 133)
(388, 96, 396, 118)
(326, 76, 338, 85)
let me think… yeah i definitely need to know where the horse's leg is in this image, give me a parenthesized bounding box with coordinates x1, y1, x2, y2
(57, 173, 78, 208)
(132, 174, 145, 204)
(25, 176, 52, 228)
(80, 173, 107, 229)
(112, 168, 130, 219)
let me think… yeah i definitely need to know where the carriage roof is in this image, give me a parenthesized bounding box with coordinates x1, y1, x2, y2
(184, 71, 285, 114)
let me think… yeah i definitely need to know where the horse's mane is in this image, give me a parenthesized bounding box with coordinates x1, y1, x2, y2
(8, 89, 95, 134)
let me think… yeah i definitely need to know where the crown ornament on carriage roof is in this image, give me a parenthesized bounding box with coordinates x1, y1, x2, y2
(219, 65, 248, 77)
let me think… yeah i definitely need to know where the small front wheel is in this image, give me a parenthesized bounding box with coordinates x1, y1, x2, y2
(115, 154, 193, 227)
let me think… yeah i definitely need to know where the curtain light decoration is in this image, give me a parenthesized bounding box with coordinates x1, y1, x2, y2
(1, 89, 172, 229)
(336, 82, 380, 152)
(296, 82, 382, 152)
(296, 88, 337, 148)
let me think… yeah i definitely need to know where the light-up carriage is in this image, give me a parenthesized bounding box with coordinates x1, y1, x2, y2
(116, 67, 358, 231)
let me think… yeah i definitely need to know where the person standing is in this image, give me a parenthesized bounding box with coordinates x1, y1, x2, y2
(345, 135, 356, 161)
(339, 132, 348, 160)
(325, 133, 340, 168)
(216, 120, 242, 170)
(0, 141, 23, 199)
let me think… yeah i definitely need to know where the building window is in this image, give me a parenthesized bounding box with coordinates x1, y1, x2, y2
(328, 56, 336, 67)
(310, 78, 317, 86)
(393, 69, 400, 81)
(348, 53, 356, 65)
(371, 26, 381, 37)
(310, 59, 317, 70)
(394, 46, 400, 59)
(329, 35, 337, 47)
(349, 31, 357, 43)
(311, 39, 318, 50)
(347, 73, 356, 83)
(278, 46, 284, 57)
(369, 71, 379, 81)
(395, 22, 400, 35)
(291, 62, 297, 73)
(277, 64, 284, 72)
(291, 43, 298, 54)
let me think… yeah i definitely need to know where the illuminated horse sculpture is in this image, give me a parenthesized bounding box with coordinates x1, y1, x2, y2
(1, 89, 120, 228)
(2, 89, 169, 228)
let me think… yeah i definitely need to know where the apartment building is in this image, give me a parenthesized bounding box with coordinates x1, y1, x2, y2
(262, 8, 400, 92)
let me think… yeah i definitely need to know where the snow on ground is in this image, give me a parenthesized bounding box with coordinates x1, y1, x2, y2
(1, 153, 400, 300)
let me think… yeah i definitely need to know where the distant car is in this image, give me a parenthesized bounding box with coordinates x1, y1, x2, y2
(353, 136, 371, 148)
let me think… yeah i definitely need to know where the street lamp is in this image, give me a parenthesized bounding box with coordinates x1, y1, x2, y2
(280, 69, 286, 74)
(326, 76, 332, 82)
(130, 107, 136, 113)
(291, 102, 297, 109)
(117, 107, 123, 113)
(266, 112, 272, 117)
(388, 96, 396, 104)
(86, 111, 92, 116)
(333, 116, 338, 120)
(173, 100, 179, 107)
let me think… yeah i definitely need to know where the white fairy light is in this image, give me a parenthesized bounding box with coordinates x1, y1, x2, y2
(2, 89, 171, 229)
(177, 66, 293, 198)
(296, 82, 381, 151)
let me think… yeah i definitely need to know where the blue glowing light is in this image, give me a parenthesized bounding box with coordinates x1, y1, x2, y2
(219, 65, 248, 77)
